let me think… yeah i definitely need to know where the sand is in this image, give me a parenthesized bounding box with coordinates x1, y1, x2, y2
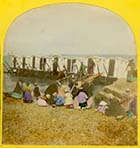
(2, 95, 137, 145)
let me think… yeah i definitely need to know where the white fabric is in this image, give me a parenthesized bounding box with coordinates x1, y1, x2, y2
(99, 101, 107, 106)
(64, 93, 73, 105)
(37, 98, 48, 106)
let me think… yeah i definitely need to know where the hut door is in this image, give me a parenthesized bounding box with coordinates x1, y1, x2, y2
(22, 57, 26, 69)
(43, 58, 46, 71)
(39, 58, 43, 70)
(67, 59, 71, 73)
(108, 59, 115, 76)
(13, 57, 17, 68)
(32, 56, 35, 69)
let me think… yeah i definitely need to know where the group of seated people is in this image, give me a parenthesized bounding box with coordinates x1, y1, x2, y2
(22, 80, 94, 110)
(12, 76, 137, 117)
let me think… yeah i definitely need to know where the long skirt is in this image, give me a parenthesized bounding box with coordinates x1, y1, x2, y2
(23, 91, 33, 103)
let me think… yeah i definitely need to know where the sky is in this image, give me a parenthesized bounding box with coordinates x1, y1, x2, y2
(4, 3, 136, 56)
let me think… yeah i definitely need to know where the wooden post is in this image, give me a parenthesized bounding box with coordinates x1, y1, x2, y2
(22, 57, 26, 69)
(67, 59, 71, 73)
(32, 56, 35, 69)
(43, 58, 46, 71)
(108, 59, 115, 77)
(40, 58, 43, 70)
(13, 57, 17, 68)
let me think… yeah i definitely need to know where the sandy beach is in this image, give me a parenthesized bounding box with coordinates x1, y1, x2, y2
(2, 78, 137, 145)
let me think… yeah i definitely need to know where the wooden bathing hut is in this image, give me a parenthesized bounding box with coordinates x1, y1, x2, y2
(4, 54, 135, 83)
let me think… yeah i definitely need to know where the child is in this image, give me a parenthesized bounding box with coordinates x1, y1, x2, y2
(77, 91, 88, 108)
(74, 81, 93, 109)
(96, 101, 108, 114)
(33, 83, 41, 100)
(75, 82, 88, 109)
(64, 87, 73, 108)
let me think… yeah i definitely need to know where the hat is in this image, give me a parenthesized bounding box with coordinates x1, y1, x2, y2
(46, 94, 51, 99)
(99, 101, 108, 106)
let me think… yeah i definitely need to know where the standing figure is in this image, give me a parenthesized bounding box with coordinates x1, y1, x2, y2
(87, 58, 95, 75)
(13, 57, 17, 68)
(125, 59, 136, 82)
(72, 62, 78, 75)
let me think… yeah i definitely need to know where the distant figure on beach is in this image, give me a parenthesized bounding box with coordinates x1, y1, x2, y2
(23, 82, 33, 103)
(87, 58, 95, 75)
(13, 57, 17, 68)
(68, 75, 76, 89)
(72, 62, 78, 75)
(125, 59, 136, 82)
(33, 83, 41, 100)
(62, 65, 68, 75)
